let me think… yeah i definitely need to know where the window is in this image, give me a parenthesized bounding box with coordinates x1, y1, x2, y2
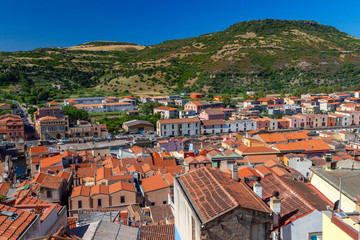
(46, 190, 52, 198)
(78, 200, 82, 209)
(98, 199, 102, 207)
(151, 202, 155, 206)
(163, 201, 167, 204)
(120, 196, 125, 203)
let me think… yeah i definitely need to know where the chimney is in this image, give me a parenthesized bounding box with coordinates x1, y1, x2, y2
(232, 164, 238, 181)
(270, 191, 282, 228)
(325, 154, 332, 170)
(253, 176, 262, 199)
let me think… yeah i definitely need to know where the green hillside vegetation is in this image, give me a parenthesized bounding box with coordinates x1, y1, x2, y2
(1, 19, 360, 104)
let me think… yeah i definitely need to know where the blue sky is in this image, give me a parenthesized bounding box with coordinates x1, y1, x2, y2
(1, 0, 360, 51)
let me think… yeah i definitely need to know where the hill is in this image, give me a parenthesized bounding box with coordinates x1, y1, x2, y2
(1, 19, 360, 104)
(67, 41, 145, 51)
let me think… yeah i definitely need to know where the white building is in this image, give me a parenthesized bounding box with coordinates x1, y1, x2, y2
(201, 120, 228, 134)
(157, 118, 200, 137)
(226, 119, 257, 133)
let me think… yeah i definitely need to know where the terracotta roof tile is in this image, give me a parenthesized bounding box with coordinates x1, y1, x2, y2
(141, 224, 175, 240)
(259, 133, 287, 143)
(96, 167, 112, 181)
(91, 184, 109, 195)
(238, 166, 261, 178)
(246, 154, 278, 164)
(141, 174, 169, 192)
(275, 139, 332, 153)
(109, 181, 135, 194)
(254, 165, 274, 177)
(71, 185, 91, 198)
(178, 167, 271, 224)
(40, 175, 64, 189)
(0, 182, 10, 196)
(0, 204, 37, 239)
(255, 174, 331, 227)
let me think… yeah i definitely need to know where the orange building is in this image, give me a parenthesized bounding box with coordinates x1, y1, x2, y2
(190, 93, 205, 99)
(0, 114, 25, 141)
(327, 116, 335, 127)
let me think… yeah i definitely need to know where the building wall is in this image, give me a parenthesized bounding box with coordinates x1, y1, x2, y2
(70, 196, 91, 211)
(322, 212, 354, 240)
(310, 173, 355, 212)
(174, 179, 272, 240)
(41, 206, 67, 236)
(92, 194, 110, 208)
(144, 187, 170, 206)
(20, 216, 41, 240)
(282, 210, 323, 240)
(289, 158, 313, 178)
(157, 121, 200, 137)
(110, 190, 136, 206)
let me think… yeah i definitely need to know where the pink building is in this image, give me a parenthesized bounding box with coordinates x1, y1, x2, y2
(283, 115, 306, 128)
(253, 117, 278, 130)
(199, 108, 225, 120)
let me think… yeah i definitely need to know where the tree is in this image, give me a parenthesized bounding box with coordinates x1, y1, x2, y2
(221, 95, 231, 106)
(140, 102, 162, 116)
(62, 105, 89, 121)
(28, 107, 38, 118)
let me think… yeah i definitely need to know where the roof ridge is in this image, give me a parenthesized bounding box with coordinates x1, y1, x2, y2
(272, 174, 314, 210)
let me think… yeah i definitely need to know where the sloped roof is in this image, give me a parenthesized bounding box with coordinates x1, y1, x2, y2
(109, 181, 135, 194)
(141, 174, 169, 192)
(258, 133, 287, 143)
(91, 184, 109, 195)
(0, 203, 37, 239)
(40, 175, 64, 189)
(257, 174, 331, 227)
(274, 139, 332, 153)
(141, 224, 175, 240)
(71, 185, 91, 198)
(178, 167, 271, 224)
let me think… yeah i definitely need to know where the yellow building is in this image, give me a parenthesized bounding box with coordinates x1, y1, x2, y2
(322, 211, 359, 240)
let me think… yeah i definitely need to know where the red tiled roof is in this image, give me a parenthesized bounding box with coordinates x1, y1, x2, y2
(29, 146, 48, 154)
(163, 173, 175, 186)
(40, 155, 62, 168)
(259, 133, 287, 143)
(57, 171, 71, 181)
(256, 174, 332, 227)
(0, 182, 10, 196)
(15, 196, 63, 214)
(71, 185, 91, 198)
(91, 184, 109, 195)
(275, 139, 332, 153)
(96, 167, 112, 181)
(40, 175, 64, 189)
(0, 203, 37, 239)
(178, 167, 271, 224)
(238, 166, 261, 178)
(141, 224, 175, 240)
(109, 181, 135, 194)
(255, 165, 274, 177)
(236, 145, 278, 154)
(282, 131, 310, 141)
(154, 106, 178, 111)
(141, 174, 169, 192)
(247, 154, 278, 164)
